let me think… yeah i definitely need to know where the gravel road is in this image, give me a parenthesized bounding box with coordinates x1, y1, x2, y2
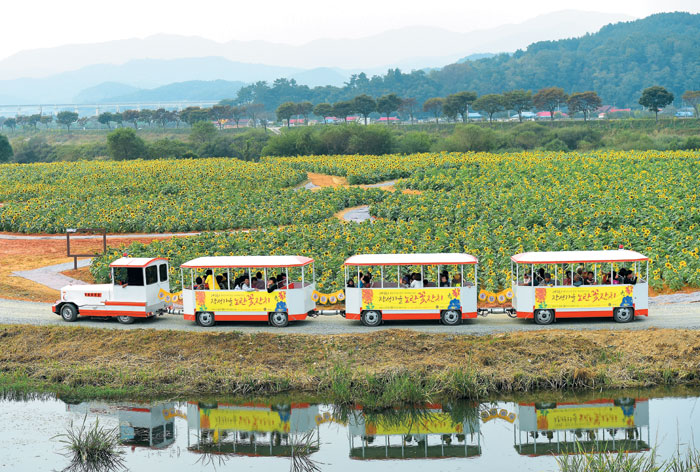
(2, 298, 699, 334)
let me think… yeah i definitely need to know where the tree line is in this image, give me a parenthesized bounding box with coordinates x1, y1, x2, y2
(0, 85, 695, 140)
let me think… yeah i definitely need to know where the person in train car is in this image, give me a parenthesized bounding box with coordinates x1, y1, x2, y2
(410, 273, 423, 288)
(347, 277, 356, 288)
(440, 274, 450, 287)
(255, 272, 265, 290)
(204, 270, 219, 290)
(267, 277, 277, 293)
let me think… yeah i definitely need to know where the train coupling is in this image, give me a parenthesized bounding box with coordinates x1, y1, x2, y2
(478, 307, 517, 318)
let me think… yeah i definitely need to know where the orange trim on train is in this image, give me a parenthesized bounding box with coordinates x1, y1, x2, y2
(186, 313, 309, 322)
(105, 301, 147, 306)
(517, 307, 647, 319)
(79, 309, 152, 317)
(346, 312, 476, 321)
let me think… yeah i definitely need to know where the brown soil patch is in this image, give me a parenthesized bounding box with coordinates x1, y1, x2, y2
(61, 267, 95, 284)
(0, 236, 181, 303)
(649, 285, 700, 297)
(308, 172, 349, 188)
(306, 172, 421, 194)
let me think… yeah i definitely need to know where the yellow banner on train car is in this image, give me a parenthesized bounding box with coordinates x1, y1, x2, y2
(361, 288, 461, 311)
(536, 406, 634, 431)
(365, 413, 464, 435)
(535, 285, 634, 309)
(195, 290, 287, 312)
(199, 409, 291, 433)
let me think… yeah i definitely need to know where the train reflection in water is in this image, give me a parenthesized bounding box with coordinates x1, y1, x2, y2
(186, 402, 320, 457)
(66, 401, 176, 449)
(61, 396, 654, 463)
(347, 402, 481, 460)
(513, 398, 650, 455)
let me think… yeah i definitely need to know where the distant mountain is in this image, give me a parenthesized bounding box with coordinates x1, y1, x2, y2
(0, 57, 305, 104)
(104, 80, 246, 103)
(75, 82, 141, 103)
(289, 68, 348, 87)
(0, 10, 633, 80)
(224, 12, 700, 111)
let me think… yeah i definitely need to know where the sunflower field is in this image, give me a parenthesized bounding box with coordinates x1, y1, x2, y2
(83, 150, 700, 293)
(0, 158, 383, 233)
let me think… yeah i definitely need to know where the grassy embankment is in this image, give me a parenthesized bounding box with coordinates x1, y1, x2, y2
(1, 325, 698, 405)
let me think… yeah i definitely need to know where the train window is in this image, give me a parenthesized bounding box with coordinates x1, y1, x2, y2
(113, 267, 144, 286)
(159, 264, 168, 282)
(146, 266, 158, 285)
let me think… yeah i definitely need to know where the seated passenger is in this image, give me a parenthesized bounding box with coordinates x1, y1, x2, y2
(573, 274, 583, 287)
(611, 271, 620, 284)
(586, 271, 595, 285)
(360, 274, 371, 288)
(240, 276, 254, 291)
(193, 276, 204, 290)
(347, 278, 356, 288)
(400, 275, 410, 288)
(440, 274, 450, 287)
(541, 273, 553, 286)
(267, 277, 277, 293)
(563, 271, 572, 286)
(521, 274, 533, 286)
(624, 269, 638, 285)
(204, 270, 219, 290)
(277, 274, 288, 289)
(410, 273, 423, 289)
(451, 273, 462, 287)
(255, 272, 266, 290)
(536, 268, 545, 285)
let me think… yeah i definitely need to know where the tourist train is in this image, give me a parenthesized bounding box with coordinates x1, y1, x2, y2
(52, 249, 649, 327)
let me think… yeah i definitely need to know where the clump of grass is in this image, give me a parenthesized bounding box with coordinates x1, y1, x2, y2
(290, 430, 323, 472)
(53, 415, 125, 472)
(556, 443, 700, 472)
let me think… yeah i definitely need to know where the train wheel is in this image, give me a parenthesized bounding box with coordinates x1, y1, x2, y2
(196, 311, 215, 327)
(60, 303, 78, 322)
(441, 309, 462, 326)
(270, 312, 289, 328)
(116, 315, 135, 324)
(361, 310, 382, 327)
(534, 309, 554, 325)
(613, 307, 634, 323)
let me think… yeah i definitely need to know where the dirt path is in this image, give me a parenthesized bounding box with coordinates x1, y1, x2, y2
(306, 172, 421, 194)
(0, 235, 186, 302)
(2, 297, 700, 334)
(334, 205, 372, 223)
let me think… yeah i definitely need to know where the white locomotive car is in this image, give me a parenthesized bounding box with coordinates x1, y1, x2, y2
(52, 257, 171, 324)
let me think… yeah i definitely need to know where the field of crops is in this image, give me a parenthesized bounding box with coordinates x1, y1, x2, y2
(0, 158, 382, 233)
(81, 151, 700, 293)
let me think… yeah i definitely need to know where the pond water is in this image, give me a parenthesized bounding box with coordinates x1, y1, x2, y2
(0, 390, 698, 471)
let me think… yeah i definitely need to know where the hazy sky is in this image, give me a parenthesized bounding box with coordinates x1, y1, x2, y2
(1, 0, 698, 60)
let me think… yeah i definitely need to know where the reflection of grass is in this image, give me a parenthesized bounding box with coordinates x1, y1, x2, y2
(290, 430, 323, 472)
(53, 415, 125, 472)
(556, 443, 700, 472)
(194, 451, 232, 471)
